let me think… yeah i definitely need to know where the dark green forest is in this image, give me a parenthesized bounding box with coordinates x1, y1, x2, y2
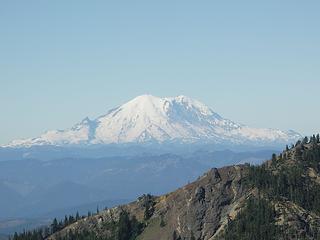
(224, 135, 320, 240)
(10, 210, 143, 240)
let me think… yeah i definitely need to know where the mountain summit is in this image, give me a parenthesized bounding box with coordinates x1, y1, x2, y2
(6, 95, 301, 147)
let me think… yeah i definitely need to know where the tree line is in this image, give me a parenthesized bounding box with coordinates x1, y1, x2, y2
(224, 135, 320, 239)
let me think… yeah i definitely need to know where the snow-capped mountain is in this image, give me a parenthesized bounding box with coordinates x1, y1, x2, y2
(5, 95, 301, 148)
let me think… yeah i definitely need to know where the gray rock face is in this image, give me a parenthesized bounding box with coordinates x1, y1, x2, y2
(48, 165, 251, 240)
(154, 166, 248, 240)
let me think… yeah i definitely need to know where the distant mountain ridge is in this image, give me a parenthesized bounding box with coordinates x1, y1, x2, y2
(4, 95, 301, 148)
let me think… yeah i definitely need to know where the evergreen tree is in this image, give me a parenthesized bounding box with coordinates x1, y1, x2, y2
(302, 136, 309, 144)
(64, 215, 68, 226)
(51, 218, 59, 233)
(68, 215, 74, 224)
(173, 231, 178, 240)
(143, 194, 155, 220)
(117, 211, 131, 240)
(190, 231, 196, 240)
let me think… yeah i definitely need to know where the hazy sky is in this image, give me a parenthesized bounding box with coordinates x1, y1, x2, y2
(1, 1, 320, 144)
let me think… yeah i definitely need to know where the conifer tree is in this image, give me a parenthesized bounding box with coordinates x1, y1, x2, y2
(51, 218, 58, 233)
(96, 206, 99, 214)
(117, 211, 131, 240)
(173, 231, 178, 240)
(191, 231, 196, 240)
(272, 153, 277, 162)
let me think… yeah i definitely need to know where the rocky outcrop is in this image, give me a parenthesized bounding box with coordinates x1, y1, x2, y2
(48, 141, 320, 240)
(140, 166, 249, 240)
(48, 165, 251, 240)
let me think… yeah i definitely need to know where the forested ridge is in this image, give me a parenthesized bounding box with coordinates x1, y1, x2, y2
(223, 134, 320, 240)
(10, 134, 320, 240)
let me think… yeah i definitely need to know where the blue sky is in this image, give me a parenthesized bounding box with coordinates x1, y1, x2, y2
(1, 1, 319, 144)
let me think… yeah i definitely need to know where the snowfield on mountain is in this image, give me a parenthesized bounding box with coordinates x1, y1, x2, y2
(5, 95, 301, 148)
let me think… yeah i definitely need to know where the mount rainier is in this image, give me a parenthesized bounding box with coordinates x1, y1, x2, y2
(5, 95, 301, 148)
